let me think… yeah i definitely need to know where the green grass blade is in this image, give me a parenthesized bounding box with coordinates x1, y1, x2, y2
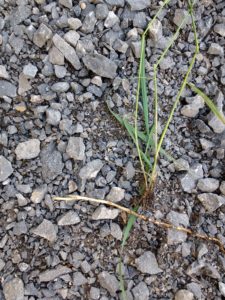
(140, 36, 149, 136)
(119, 257, 127, 300)
(121, 207, 138, 250)
(188, 83, 225, 124)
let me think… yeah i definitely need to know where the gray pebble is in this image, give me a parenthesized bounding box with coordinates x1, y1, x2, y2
(180, 163, 203, 193)
(220, 181, 225, 195)
(3, 278, 24, 300)
(57, 211, 80, 226)
(126, 0, 150, 11)
(54, 65, 67, 78)
(31, 184, 48, 204)
(0, 258, 5, 272)
(98, 271, 119, 296)
(0, 156, 13, 182)
(208, 91, 225, 133)
(49, 46, 65, 65)
(39, 265, 71, 282)
(51, 82, 70, 93)
(23, 63, 38, 79)
(68, 18, 82, 30)
(175, 289, 194, 300)
(92, 205, 119, 220)
(79, 159, 103, 180)
(32, 219, 57, 242)
(15, 139, 40, 160)
(219, 282, 225, 297)
(214, 24, 225, 37)
(53, 34, 81, 70)
(181, 95, 204, 118)
(106, 186, 125, 202)
(197, 178, 219, 192)
(59, 0, 72, 9)
(46, 108, 61, 126)
(96, 4, 109, 20)
(41, 146, 64, 181)
(0, 65, 9, 79)
(104, 11, 119, 28)
(81, 12, 97, 34)
(0, 80, 17, 97)
(90, 287, 100, 300)
(132, 282, 149, 300)
(135, 251, 162, 274)
(167, 211, 189, 244)
(33, 23, 52, 48)
(73, 272, 87, 286)
(208, 43, 224, 56)
(197, 193, 225, 212)
(66, 137, 85, 160)
(83, 53, 117, 79)
(64, 30, 80, 48)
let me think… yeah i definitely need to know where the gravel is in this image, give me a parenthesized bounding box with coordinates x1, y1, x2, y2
(197, 193, 225, 212)
(66, 137, 85, 161)
(0, 156, 13, 182)
(197, 177, 220, 193)
(39, 265, 71, 282)
(82, 54, 117, 79)
(1, 1, 225, 299)
(3, 278, 24, 300)
(15, 139, 40, 160)
(98, 271, 119, 296)
(0, 80, 17, 97)
(32, 219, 57, 242)
(57, 211, 81, 226)
(135, 251, 162, 274)
(52, 34, 81, 70)
(92, 205, 119, 220)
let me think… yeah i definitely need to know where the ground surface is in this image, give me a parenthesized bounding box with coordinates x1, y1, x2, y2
(0, 0, 225, 299)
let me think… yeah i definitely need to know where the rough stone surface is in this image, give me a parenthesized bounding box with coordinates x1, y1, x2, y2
(106, 186, 125, 202)
(0, 80, 17, 97)
(220, 181, 225, 195)
(79, 159, 103, 180)
(98, 271, 119, 296)
(175, 289, 194, 300)
(197, 178, 219, 192)
(66, 137, 85, 161)
(23, 63, 38, 78)
(167, 211, 189, 244)
(64, 30, 80, 48)
(31, 185, 48, 204)
(0, 156, 13, 182)
(197, 193, 225, 212)
(126, 0, 150, 11)
(82, 54, 117, 79)
(15, 139, 41, 160)
(33, 23, 52, 48)
(57, 211, 80, 226)
(39, 265, 71, 282)
(180, 163, 203, 193)
(132, 282, 149, 300)
(3, 278, 24, 300)
(181, 95, 204, 118)
(208, 43, 224, 56)
(32, 219, 57, 242)
(214, 24, 225, 37)
(41, 144, 64, 181)
(135, 251, 162, 274)
(46, 108, 62, 125)
(208, 91, 225, 133)
(0, 65, 9, 79)
(53, 34, 81, 70)
(92, 205, 119, 220)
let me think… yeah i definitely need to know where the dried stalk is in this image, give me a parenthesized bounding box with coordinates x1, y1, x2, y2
(53, 195, 225, 254)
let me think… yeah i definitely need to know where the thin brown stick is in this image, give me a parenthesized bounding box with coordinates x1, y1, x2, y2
(53, 195, 225, 254)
